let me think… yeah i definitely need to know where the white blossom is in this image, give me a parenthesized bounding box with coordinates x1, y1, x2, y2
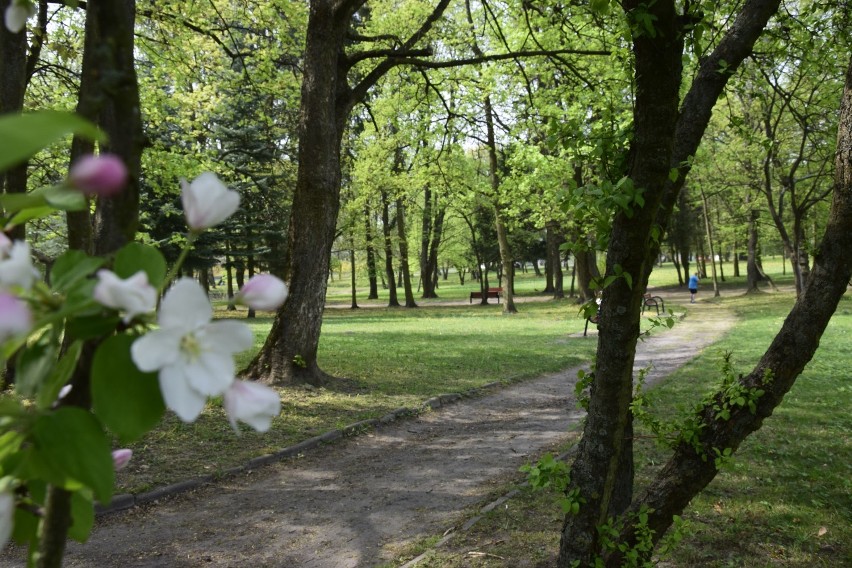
(224, 380, 281, 432)
(93, 269, 157, 323)
(180, 172, 240, 232)
(4, 0, 35, 34)
(0, 240, 39, 291)
(131, 278, 252, 422)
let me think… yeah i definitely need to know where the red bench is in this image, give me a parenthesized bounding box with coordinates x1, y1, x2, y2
(470, 287, 503, 303)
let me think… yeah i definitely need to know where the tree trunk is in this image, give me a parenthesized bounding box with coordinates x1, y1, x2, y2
(543, 223, 555, 293)
(364, 206, 379, 299)
(245, 4, 357, 386)
(700, 188, 721, 297)
(38, 0, 144, 565)
(614, 55, 852, 560)
(558, 4, 684, 564)
(574, 249, 599, 302)
(349, 233, 358, 309)
(559, 0, 783, 564)
(395, 197, 417, 308)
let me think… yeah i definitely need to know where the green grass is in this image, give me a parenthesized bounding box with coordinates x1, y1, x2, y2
(396, 291, 851, 567)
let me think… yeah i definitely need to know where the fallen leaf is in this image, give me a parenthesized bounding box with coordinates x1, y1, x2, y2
(817, 526, 828, 537)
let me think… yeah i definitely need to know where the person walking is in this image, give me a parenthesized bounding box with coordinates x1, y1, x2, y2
(688, 272, 700, 303)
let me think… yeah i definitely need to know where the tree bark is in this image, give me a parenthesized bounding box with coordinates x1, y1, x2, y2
(246, 0, 451, 384)
(613, 56, 852, 560)
(558, 3, 684, 564)
(395, 197, 417, 308)
(364, 205, 379, 299)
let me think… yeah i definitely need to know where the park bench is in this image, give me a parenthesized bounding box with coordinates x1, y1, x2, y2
(642, 293, 665, 315)
(469, 287, 503, 303)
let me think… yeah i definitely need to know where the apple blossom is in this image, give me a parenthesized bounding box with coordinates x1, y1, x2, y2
(130, 278, 253, 422)
(0, 292, 31, 343)
(0, 240, 38, 291)
(0, 491, 13, 550)
(93, 269, 157, 322)
(223, 380, 281, 432)
(3, 0, 34, 33)
(112, 449, 133, 471)
(69, 154, 127, 197)
(235, 274, 288, 311)
(180, 172, 240, 232)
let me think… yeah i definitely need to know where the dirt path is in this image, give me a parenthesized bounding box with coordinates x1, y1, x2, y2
(3, 299, 735, 568)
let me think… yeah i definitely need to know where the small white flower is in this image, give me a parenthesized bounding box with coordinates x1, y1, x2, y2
(224, 380, 281, 432)
(0, 240, 39, 291)
(131, 278, 253, 422)
(235, 274, 288, 311)
(180, 172, 240, 232)
(4, 0, 35, 34)
(112, 449, 132, 471)
(0, 491, 13, 550)
(93, 269, 157, 323)
(0, 292, 31, 343)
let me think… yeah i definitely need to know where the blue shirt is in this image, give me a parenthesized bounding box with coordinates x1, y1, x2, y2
(688, 274, 699, 289)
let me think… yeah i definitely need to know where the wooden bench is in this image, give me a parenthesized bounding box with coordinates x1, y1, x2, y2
(470, 287, 503, 303)
(642, 293, 665, 315)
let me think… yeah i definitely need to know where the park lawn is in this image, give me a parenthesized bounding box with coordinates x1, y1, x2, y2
(114, 300, 600, 494)
(394, 291, 851, 567)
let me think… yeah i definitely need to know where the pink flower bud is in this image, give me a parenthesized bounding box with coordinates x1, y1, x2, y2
(69, 154, 128, 197)
(112, 449, 133, 471)
(235, 274, 288, 311)
(0, 292, 32, 343)
(180, 172, 240, 232)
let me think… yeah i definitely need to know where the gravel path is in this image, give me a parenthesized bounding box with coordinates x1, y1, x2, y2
(2, 298, 735, 568)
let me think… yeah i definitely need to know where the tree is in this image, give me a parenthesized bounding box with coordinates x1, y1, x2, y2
(558, 0, 785, 564)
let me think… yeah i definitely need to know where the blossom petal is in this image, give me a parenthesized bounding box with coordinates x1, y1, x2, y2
(181, 172, 240, 231)
(93, 269, 157, 322)
(224, 380, 281, 432)
(130, 328, 183, 372)
(158, 278, 212, 331)
(183, 351, 235, 396)
(235, 274, 288, 311)
(158, 365, 207, 422)
(198, 320, 253, 354)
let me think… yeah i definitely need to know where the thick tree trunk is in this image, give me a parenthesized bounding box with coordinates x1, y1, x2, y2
(245, 4, 355, 385)
(381, 191, 400, 307)
(574, 249, 599, 302)
(557, 3, 684, 565)
(543, 223, 555, 293)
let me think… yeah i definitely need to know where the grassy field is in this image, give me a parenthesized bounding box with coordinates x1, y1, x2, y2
(396, 291, 851, 567)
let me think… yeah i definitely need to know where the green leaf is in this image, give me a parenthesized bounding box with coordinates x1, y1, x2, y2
(31, 407, 114, 503)
(65, 314, 121, 341)
(15, 336, 59, 399)
(36, 340, 82, 410)
(590, 0, 611, 15)
(43, 186, 87, 212)
(68, 490, 95, 542)
(668, 168, 679, 182)
(0, 112, 104, 172)
(92, 334, 165, 443)
(113, 242, 167, 288)
(50, 250, 106, 293)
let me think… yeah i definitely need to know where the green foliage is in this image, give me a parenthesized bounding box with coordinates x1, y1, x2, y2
(520, 453, 583, 516)
(0, 111, 103, 171)
(91, 335, 165, 444)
